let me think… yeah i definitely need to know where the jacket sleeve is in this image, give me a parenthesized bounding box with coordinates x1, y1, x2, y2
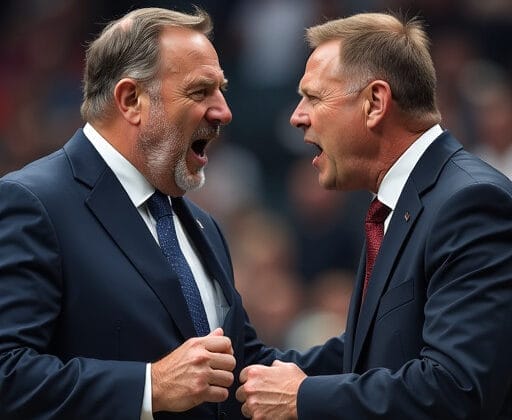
(0, 180, 146, 420)
(297, 183, 512, 419)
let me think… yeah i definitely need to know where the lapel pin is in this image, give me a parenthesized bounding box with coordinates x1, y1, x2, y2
(404, 211, 410, 222)
(196, 219, 204, 229)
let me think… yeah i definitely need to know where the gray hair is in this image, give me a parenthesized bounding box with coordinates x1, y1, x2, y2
(80, 7, 212, 122)
(306, 12, 440, 121)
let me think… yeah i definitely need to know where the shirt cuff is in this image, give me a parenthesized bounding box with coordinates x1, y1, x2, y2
(140, 363, 153, 420)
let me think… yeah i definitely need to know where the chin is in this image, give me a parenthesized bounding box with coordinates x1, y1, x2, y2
(318, 176, 336, 191)
(176, 169, 205, 192)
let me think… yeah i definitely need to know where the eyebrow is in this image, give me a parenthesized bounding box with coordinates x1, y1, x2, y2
(188, 75, 228, 90)
(297, 86, 316, 97)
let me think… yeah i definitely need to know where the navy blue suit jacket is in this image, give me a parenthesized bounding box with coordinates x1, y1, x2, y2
(0, 130, 288, 419)
(295, 132, 512, 419)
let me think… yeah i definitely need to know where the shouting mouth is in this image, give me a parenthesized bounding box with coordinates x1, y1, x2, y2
(312, 143, 323, 158)
(189, 136, 215, 168)
(305, 139, 323, 156)
(305, 139, 323, 167)
(191, 139, 208, 157)
(189, 125, 220, 167)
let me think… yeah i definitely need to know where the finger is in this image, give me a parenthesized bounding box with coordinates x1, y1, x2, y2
(204, 385, 229, 403)
(239, 366, 251, 383)
(208, 327, 224, 337)
(235, 384, 246, 403)
(241, 402, 252, 418)
(206, 328, 235, 355)
(204, 336, 233, 354)
(210, 352, 236, 371)
(240, 364, 265, 384)
(271, 359, 285, 367)
(209, 369, 234, 388)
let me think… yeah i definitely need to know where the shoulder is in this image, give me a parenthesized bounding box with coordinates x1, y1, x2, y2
(438, 149, 512, 202)
(1, 148, 70, 197)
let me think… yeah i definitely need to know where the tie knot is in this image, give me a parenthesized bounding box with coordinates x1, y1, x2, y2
(366, 198, 391, 224)
(147, 190, 172, 220)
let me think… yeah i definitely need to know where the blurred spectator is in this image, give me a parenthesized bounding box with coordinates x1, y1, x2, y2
(431, 27, 480, 147)
(308, 269, 354, 323)
(0, 0, 92, 174)
(463, 60, 512, 179)
(228, 208, 303, 349)
(286, 158, 366, 284)
(187, 137, 264, 225)
(284, 311, 346, 352)
(284, 268, 354, 350)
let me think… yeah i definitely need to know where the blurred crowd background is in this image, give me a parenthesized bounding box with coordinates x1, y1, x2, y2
(1, 0, 511, 350)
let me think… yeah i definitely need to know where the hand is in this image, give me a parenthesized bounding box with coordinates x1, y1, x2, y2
(236, 360, 306, 419)
(151, 327, 235, 413)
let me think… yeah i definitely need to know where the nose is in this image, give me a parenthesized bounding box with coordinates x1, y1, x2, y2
(206, 91, 232, 126)
(289, 99, 309, 130)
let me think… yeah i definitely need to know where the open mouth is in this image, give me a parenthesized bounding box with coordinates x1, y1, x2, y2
(305, 138, 322, 157)
(191, 139, 208, 157)
(313, 143, 323, 157)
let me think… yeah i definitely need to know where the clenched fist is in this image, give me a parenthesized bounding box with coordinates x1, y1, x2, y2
(151, 328, 236, 413)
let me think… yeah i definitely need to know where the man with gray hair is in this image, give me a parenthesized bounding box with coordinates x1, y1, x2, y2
(237, 12, 512, 419)
(0, 7, 284, 419)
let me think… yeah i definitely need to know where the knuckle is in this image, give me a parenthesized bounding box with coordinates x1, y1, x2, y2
(246, 366, 258, 378)
(191, 376, 208, 393)
(244, 381, 257, 394)
(191, 351, 209, 365)
(246, 396, 259, 413)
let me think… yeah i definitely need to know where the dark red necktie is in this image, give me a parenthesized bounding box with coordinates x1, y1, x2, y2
(361, 198, 391, 302)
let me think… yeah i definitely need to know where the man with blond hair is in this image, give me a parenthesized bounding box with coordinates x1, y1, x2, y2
(237, 12, 512, 419)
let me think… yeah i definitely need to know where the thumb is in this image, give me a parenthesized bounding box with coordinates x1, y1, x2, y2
(208, 327, 224, 337)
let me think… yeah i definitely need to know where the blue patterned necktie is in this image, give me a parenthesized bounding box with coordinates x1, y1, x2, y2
(147, 190, 210, 336)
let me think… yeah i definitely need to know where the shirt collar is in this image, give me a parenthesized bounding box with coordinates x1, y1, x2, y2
(83, 123, 155, 208)
(378, 124, 443, 211)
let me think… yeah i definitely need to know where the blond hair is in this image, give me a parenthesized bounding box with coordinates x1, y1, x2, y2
(307, 12, 440, 120)
(80, 7, 212, 122)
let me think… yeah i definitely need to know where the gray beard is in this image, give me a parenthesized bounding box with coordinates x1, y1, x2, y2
(138, 101, 206, 193)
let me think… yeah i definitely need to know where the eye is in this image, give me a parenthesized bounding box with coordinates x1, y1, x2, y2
(305, 94, 319, 104)
(190, 89, 208, 101)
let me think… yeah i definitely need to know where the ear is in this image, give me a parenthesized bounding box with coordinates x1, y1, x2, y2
(113, 78, 143, 125)
(363, 80, 392, 129)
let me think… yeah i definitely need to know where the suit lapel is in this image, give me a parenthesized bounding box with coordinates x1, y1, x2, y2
(350, 130, 463, 370)
(172, 197, 234, 307)
(343, 250, 366, 371)
(352, 192, 422, 369)
(64, 130, 196, 339)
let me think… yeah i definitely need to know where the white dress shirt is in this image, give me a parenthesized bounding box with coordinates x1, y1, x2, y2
(377, 124, 444, 232)
(83, 123, 228, 420)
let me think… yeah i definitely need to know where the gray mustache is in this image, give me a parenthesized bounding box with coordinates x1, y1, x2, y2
(194, 125, 220, 139)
